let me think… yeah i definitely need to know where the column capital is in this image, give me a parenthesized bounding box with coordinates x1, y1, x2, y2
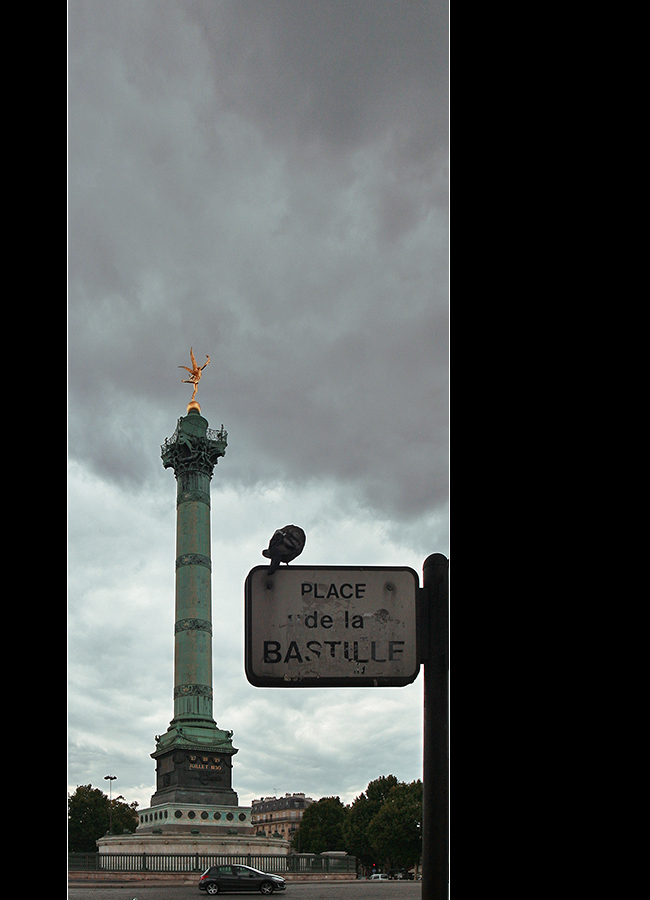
(161, 412, 227, 478)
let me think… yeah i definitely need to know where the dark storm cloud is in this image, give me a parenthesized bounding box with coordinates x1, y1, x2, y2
(185, 0, 448, 155)
(68, 0, 448, 520)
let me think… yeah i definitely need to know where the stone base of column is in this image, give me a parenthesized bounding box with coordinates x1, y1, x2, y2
(150, 719, 239, 807)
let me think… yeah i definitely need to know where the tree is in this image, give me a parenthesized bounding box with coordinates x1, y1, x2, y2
(68, 784, 139, 852)
(365, 774, 400, 807)
(293, 796, 348, 854)
(344, 775, 400, 868)
(345, 792, 377, 868)
(366, 780, 422, 871)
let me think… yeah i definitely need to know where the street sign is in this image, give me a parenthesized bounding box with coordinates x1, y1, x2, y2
(244, 565, 420, 687)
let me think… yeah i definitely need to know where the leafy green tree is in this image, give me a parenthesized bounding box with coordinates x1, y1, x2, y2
(68, 784, 139, 852)
(293, 796, 348, 854)
(345, 792, 375, 867)
(365, 774, 400, 807)
(366, 780, 422, 871)
(109, 794, 139, 836)
(344, 775, 400, 868)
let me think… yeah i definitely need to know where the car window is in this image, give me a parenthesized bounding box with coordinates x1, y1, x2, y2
(216, 865, 233, 875)
(234, 866, 254, 876)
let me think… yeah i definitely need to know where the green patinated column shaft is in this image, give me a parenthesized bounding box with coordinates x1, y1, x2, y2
(150, 406, 238, 807)
(174, 465, 214, 721)
(161, 409, 227, 726)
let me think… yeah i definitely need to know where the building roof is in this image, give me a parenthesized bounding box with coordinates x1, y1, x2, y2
(251, 793, 314, 811)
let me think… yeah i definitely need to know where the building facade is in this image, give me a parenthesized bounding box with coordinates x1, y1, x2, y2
(251, 793, 314, 844)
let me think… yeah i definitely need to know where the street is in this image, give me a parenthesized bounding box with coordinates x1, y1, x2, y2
(68, 881, 422, 900)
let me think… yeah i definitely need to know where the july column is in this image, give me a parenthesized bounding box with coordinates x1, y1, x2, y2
(160, 407, 227, 725)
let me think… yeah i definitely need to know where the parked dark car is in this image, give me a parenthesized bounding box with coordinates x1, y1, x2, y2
(199, 864, 287, 895)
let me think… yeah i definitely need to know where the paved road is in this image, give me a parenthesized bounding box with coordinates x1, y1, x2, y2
(68, 882, 421, 900)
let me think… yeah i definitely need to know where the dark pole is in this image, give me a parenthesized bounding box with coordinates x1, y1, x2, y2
(104, 775, 117, 833)
(421, 554, 449, 900)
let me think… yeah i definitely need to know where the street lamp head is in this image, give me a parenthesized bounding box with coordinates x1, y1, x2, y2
(103, 775, 117, 834)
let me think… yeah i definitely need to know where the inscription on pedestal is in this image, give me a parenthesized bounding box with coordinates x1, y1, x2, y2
(188, 755, 223, 771)
(151, 745, 238, 807)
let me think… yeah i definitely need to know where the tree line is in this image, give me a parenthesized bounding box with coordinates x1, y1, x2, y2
(293, 775, 422, 874)
(68, 773, 422, 873)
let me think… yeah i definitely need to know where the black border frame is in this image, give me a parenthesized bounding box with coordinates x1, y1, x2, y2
(244, 565, 421, 688)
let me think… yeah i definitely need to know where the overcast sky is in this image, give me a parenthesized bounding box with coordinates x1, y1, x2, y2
(68, 0, 448, 813)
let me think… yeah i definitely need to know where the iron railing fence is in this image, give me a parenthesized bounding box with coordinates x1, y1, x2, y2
(69, 852, 357, 874)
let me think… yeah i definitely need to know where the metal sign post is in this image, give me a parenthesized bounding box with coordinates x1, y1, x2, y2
(420, 553, 449, 900)
(244, 555, 448, 896)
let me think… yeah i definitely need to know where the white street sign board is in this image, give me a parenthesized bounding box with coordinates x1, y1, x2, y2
(245, 565, 420, 687)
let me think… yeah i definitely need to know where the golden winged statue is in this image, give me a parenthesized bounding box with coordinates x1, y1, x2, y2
(179, 347, 210, 401)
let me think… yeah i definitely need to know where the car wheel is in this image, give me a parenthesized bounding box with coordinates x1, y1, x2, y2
(206, 885, 220, 896)
(259, 883, 275, 895)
